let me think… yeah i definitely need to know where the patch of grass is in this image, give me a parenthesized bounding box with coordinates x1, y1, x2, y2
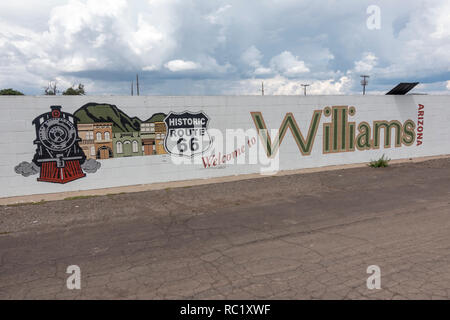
(106, 192, 126, 197)
(6, 202, 33, 207)
(6, 200, 46, 207)
(32, 200, 46, 205)
(369, 154, 391, 168)
(64, 195, 97, 201)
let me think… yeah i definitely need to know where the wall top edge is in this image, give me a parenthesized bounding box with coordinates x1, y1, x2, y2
(0, 95, 448, 98)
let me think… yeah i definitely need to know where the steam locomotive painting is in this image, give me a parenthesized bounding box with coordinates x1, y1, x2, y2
(32, 106, 86, 183)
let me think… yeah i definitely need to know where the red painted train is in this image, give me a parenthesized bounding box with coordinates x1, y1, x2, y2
(32, 106, 86, 184)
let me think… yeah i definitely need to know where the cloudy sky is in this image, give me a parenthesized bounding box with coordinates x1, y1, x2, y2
(0, 0, 449, 95)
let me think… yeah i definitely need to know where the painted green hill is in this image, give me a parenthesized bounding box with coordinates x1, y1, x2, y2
(144, 112, 167, 123)
(74, 103, 142, 133)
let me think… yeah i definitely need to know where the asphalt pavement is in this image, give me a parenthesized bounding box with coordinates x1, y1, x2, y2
(1, 158, 450, 299)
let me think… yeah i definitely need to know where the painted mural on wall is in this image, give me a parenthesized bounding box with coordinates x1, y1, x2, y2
(250, 105, 417, 158)
(74, 103, 169, 159)
(15, 102, 213, 184)
(71, 103, 213, 159)
(14, 101, 423, 184)
(202, 104, 421, 169)
(164, 111, 212, 157)
(14, 106, 101, 184)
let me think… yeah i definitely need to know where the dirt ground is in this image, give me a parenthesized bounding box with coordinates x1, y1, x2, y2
(1, 157, 450, 299)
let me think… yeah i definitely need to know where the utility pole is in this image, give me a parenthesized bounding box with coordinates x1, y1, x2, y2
(360, 75, 370, 95)
(301, 84, 310, 96)
(136, 74, 140, 96)
(131, 80, 134, 96)
(261, 82, 264, 96)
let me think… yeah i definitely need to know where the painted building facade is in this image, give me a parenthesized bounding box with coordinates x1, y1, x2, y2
(140, 122, 156, 155)
(113, 132, 143, 158)
(154, 122, 167, 155)
(93, 123, 113, 159)
(77, 123, 96, 159)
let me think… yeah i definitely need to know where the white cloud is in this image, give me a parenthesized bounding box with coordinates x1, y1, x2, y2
(205, 4, 231, 24)
(414, 81, 450, 95)
(309, 76, 352, 95)
(254, 67, 272, 75)
(127, 14, 165, 56)
(241, 46, 274, 76)
(164, 59, 199, 72)
(429, 3, 450, 40)
(198, 56, 233, 73)
(235, 75, 351, 95)
(371, 1, 450, 80)
(0, 0, 178, 86)
(353, 52, 378, 73)
(241, 46, 263, 69)
(241, 48, 310, 77)
(142, 65, 158, 71)
(270, 51, 309, 76)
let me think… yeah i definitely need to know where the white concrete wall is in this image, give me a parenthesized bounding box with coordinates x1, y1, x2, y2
(1, 95, 449, 198)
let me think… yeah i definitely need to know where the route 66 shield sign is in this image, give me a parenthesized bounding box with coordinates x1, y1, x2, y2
(164, 111, 212, 157)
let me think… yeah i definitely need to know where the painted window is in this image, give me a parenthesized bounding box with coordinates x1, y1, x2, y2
(96, 132, 102, 141)
(105, 132, 110, 140)
(90, 146, 95, 156)
(116, 142, 123, 154)
(132, 140, 139, 153)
